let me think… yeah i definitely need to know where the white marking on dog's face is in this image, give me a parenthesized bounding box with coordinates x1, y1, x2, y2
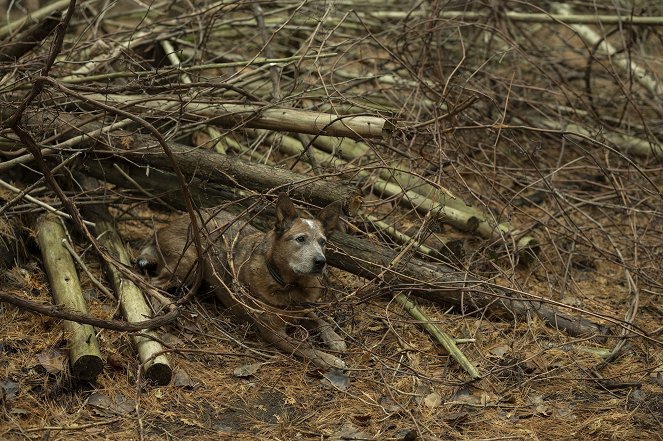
(285, 218, 328, 274)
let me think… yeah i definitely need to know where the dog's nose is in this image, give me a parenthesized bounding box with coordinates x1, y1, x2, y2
(313, 256, 326, 272)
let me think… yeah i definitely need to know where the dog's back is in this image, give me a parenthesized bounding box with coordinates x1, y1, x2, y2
(138, 208, 257, 289)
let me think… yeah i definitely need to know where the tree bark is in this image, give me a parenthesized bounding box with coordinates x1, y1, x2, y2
(36, 213, 103, 381)
(75, 93, 392, 140)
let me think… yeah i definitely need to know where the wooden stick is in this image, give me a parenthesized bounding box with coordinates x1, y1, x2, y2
(83, 133, 362, 216)
(359, 9, 663, 26)
(0, 177, 95, 226)
(552, 3, 663, 97)
(364, 214, 439, 257)
(0, 0, 69, 38)
(525, 117, 663, 159)
(393, 293, 481, 379)
(35, 213, 103, 381)
(74, 93, 392, 140)
(307, 134, 539, 250)
(59, 53, 338, 84)
(261, 129, 482, 232)
(327, 231, 609, 338)
(90, 207, 172, 386)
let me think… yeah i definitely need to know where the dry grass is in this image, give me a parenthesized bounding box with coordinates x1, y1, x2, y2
(1, 1, 663, 440)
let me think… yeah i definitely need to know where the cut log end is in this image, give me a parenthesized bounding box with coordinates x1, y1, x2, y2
(145, 362, 173, 386)
(70, 354, 104, 382)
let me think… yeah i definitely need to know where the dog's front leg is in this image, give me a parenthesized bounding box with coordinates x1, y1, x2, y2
(256, 321, 346, 370)
(303, 312, 346, 352)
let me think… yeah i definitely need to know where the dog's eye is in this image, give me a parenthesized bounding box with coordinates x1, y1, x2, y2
(319, 238, 327, 246)
(295, 236, 306, 243)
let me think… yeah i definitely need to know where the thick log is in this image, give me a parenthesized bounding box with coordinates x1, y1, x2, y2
(89, 206, 172, 386)
(35, 213, 103, 381)
(82, 159, 609, 339)
(326, 232, 609, 338)
(85, 133, 362, 215)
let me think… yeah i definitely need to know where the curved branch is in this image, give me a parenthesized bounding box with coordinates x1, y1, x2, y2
(0, 290, 179, 332)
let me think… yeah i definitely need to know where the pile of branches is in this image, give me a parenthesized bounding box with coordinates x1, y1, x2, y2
(1, 0, 662, 383)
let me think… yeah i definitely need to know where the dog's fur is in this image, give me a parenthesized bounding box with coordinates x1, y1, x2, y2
(138, 194, 346, 370)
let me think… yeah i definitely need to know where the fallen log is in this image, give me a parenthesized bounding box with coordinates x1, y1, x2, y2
(84, 132, 362, 215)
(82, 155, 610, 339)
(89, 205, 172, 386)
(326, 232, 609, 338)
(35, 213, 103, 381)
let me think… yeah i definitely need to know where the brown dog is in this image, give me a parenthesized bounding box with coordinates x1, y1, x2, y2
(138, 194, 346, 370)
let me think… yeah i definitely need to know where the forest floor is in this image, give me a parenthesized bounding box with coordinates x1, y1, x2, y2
(1, 1, 662, 440)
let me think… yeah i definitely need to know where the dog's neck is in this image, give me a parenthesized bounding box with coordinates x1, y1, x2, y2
(266, 259, 288, 287)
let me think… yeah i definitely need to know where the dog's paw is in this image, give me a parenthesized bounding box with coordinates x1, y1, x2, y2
(327, 339, 347, 352)
(318, 326, 347, 352)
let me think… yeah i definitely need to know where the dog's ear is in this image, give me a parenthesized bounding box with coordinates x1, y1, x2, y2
(275, 193, 298, 233)
(317, 200, 343, 236)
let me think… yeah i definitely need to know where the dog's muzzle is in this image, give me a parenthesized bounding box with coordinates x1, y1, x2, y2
(312, 256, 326, 273)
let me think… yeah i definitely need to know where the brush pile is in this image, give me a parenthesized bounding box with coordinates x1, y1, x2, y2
(1, 1, 662, 439)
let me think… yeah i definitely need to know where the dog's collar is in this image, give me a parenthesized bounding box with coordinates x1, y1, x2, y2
(266, 260, 287, 287)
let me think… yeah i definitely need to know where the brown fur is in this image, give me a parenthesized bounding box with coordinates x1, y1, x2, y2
(139, 194, 346, 370)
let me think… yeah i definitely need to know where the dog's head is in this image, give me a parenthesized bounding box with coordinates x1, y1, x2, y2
(271, 193, 342, 277)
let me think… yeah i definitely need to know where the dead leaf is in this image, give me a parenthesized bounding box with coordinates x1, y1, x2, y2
(552, 401, 575, 419)
(1, 380, 19, 400)
(321, 369, 350, 391)
(106, 352, 125, 369)
(233, 362, 265, 378)
(522, 350, 556, 374)
(174, 369, 196, 388)
(413, 379, 432, 405)
(488, 344, 510, 358)
(331, 421, 371, 440)
(36, 349, 66, 374)
(561, 296, 582, 307)
(88, 392, 135, 417)
(379, 395, 401, 413)
(180, 417, 207, 428)
(398, 429, 418, 441)
(530, 395, 551, 416)
(451, 385, 497, 406)
(423, 392, 442, 409)
(9, 408, 30, 417)
(161, 333, 185, 348)
(440, 410, 470, 424)
(116, 133, 135, 149)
